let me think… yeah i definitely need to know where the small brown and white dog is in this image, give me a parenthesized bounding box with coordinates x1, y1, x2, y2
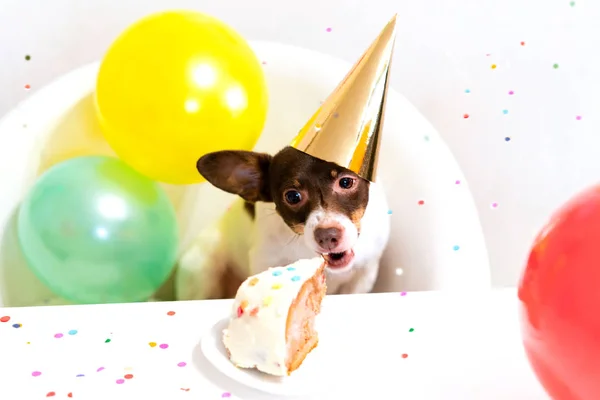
(175, 146, 390, 300)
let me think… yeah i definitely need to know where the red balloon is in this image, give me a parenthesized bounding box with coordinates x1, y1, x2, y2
(519, 184, 600, 400)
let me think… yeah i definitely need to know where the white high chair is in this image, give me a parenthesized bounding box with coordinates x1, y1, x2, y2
(0, 41, 491, 307)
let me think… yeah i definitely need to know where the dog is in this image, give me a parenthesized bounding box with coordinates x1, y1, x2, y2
(175, 146, 391, 300)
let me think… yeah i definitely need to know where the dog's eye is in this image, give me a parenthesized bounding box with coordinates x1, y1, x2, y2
(284, 190, 302, 205)
(338, 177, 354, 189)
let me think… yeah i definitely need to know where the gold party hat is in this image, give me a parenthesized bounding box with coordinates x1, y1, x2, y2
(290, 15, 397, 182)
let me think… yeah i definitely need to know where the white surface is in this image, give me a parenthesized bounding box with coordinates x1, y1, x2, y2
(0, 289, 548, 399)
(0, 40, 491, 307)
(1, 1, 600, 287)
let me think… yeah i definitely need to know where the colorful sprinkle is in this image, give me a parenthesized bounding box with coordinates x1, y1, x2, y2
(54, 333, 63, 339)
(148, 342, 157, 347)
(181, 388, 190, 391)
(505, 137, 511, 142)
(409, 328, 414, 332)
(491, 64, 497, 69)
(520, 41, 525, 46)
(491, 202, 499, 209)
(12, 323, 21, 328)
(159, 343, 169, 349)
(463, 113, 469, 119)
(68, 393, 72, 398)
(32, 371, 41, 377)
(263, 296, 273, 306)
(249, 307, 259, 316)
(401, 353, 409, 359)
(240, 300, 248, 310)
(124, 374, 134, 379)
(576, 115, 582, 120)
(116, 379, 125, 384)
(508, 90, 514, 95)
(68, 329, 78, 335)
(502, 109, 509, 115)
(0, 316, 10, 323)
(25, 55, 31, 61)
(286, 266, 296, 271)
(167, 311, 176, 316)
(76, 374, 84, 377)
(272, 270, 282, 277)
(424, 135, 430, 141)
(222, 393, 232, 398)
(387, 209, 393, 214)
(248, 277, 259, 286)
(570, 1, 575, 6)
(261, 60, 267, 65)
(46, 392, 55, 397)
(464, 89, 470, 94)
(24, 84, 31, 90)
(455, 180, 461, 185)
(453, 245, 460, 251)
(272, 283, 282, 290)
(291, 275, 301, 282)
(418, 200, 425, 206)
(177, 362, 187, 367)
(105, 339, 111, 343)
(96, 367, 105, 372)
(237, 306, 244, 318)
(325, 27, 332, 32)
(400, 292, 407, 296)
(553, 63, 559, 69)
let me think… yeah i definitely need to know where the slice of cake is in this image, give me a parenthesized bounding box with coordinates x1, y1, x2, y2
(222, 257, 327, 376)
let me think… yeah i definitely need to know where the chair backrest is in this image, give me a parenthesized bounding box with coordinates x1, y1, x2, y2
(0, 41, 490, 307)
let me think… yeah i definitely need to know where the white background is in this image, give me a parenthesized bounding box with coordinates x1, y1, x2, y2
(1, 0, 599, 287)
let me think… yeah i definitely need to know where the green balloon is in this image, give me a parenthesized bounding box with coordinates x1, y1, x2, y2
(17, 155, 178, 304)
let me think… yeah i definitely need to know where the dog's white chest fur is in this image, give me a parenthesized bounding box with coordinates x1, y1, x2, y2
(175, 182, 390, 300)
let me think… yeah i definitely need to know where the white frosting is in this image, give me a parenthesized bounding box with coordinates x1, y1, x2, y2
(223, 257, 324, 376)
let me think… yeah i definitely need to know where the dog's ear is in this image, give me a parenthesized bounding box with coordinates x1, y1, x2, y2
(196, 151, 273, 203)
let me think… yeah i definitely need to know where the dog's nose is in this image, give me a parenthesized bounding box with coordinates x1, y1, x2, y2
(314, 227, 342, 251)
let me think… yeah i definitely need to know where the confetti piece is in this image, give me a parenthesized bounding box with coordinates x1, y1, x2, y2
(491, 64, 497, 69)
(167, 311, 176, 316)
(32, 371, 41, 377)
(453, 245, 460, 251)
(116, 379, 125, 384)
(286, 267, 296, 271)
(395, 268, 403, 276)
(68, 393, 72, 398)
(387, 209, 393, 214)
(25, 55, 31, 61)
(124, 374, 134, 379)
(464, 89, 470, 94)
(455, 180, 461, 185)
(68, 329, 78, 335)
(576, 115, 582, 120)
(502, 109, 509, 115)
(26, 342, 30, 344)
(12, 323, 21, 328)
(96, 367, 105, 372)
(409, 328, 415, 332)
(0, 316, 10, 323)
(553, 63, 559, 69)
(491, 202, 499, 209)
(76, 374, 84, 377)
(400, 292, 407, 296)
(272, 270, 282, 277)
(505, 137, 511, 142)
(159, 343, 169, 349)
(402, 353, 409, 359)
(222, 393, 232, 398)
(272, 283, 282, 290)
(46, 392, 55, 397)
(248, 277, 259, 286)
(291, 275, 301, 282)
(148, 342, 157, 348)
(177, 362, 187, 367)
(463, 113, 469, 119)
(105, 339, 111, 343)
(520, 41, 525, 46)
(325, 27, 332, 32)
(54, 333, 63, 339)
(418, 200, 425, 206)
(508, 90, 514, 95)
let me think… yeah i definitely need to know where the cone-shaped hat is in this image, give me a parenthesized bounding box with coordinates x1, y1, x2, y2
(290, 15, 397, 182)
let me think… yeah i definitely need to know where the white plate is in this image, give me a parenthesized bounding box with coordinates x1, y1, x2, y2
(200, 317, 326, 396)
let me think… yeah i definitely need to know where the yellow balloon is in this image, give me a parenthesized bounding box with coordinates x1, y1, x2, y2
(95, 11, 268, 184)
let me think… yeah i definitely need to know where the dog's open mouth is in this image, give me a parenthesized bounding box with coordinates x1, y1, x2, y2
(322, 249, 355, 269)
